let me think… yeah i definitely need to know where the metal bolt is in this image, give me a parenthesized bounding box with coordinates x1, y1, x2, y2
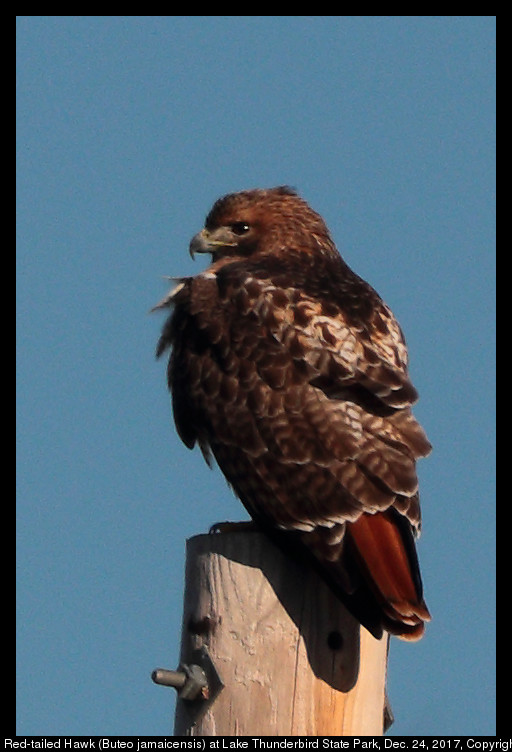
(152, 645, 223, 725)
(151, 663, 208, 701)
(151, 668, 187, 689)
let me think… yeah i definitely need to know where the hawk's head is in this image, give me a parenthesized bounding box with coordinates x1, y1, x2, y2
(189, 186, 338, 262)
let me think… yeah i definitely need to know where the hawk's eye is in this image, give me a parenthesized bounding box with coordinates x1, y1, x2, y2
(231, 222, 251, 236)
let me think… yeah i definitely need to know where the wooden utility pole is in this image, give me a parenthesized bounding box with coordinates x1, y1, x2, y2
(165, 530, 389, 736)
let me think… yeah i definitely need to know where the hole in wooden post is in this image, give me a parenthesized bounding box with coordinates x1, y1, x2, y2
(327, 630, 344, 651)
(187, 615, 219, 636)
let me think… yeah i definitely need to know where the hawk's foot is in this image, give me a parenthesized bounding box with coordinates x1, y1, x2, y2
(208, 520, 258, 534)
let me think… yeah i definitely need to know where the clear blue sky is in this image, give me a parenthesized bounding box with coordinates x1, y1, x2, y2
(16, 16, 495, 736)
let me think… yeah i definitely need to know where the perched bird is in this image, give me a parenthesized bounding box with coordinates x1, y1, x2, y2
(155, 187, 431, 640)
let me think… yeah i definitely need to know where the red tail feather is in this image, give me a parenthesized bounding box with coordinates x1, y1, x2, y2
(348, 511, 431, 640)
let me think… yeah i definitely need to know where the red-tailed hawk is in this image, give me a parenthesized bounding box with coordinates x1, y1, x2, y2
(155, 187, 431, 640)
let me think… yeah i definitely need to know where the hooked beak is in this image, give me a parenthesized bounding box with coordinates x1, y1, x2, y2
(189, 228, 237, 259)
